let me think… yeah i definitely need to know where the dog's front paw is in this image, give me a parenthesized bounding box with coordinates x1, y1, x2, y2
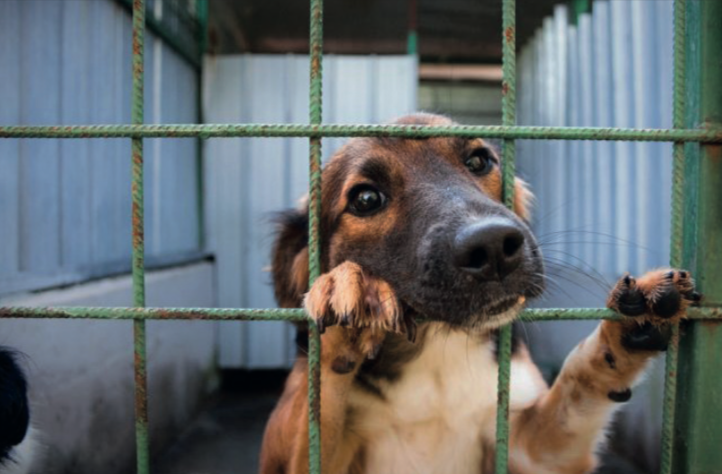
(607, 269, 702, 351)
(304, 261, 415, 348)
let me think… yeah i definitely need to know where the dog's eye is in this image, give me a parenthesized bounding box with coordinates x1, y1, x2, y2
(465, 149, 494, 176)
(348, 184, 386, 216)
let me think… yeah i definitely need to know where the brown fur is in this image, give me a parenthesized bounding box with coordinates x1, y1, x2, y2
(260, 114, 698, 474)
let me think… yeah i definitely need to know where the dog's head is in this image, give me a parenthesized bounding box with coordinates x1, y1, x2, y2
(273, 113, 544, 330)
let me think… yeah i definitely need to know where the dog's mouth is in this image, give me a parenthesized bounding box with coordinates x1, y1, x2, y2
(463, 295, 527, 331)
(485, 295, 525, 316)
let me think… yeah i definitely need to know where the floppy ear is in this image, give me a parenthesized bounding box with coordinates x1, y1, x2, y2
(271, 208, 310, 308)
(513, 177, 534, 222)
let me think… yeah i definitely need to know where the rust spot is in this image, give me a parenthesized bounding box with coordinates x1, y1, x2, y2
(504, 26, 515, 44)
(706, 144, 721, 163)
(502, 82, 509, 96)
(701, 320, 720, 335)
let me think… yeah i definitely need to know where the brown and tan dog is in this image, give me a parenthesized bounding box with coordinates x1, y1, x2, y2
(260, 113, 700, 474)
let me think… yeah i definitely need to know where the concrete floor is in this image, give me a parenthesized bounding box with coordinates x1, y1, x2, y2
(155, 389, 279, 474)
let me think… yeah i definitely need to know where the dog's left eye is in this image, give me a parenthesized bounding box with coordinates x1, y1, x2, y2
(348, 184, 387, 216)
(465, 149, 495, 176)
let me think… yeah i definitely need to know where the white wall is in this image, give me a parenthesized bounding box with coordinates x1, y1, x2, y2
(0, 263, 217, 474)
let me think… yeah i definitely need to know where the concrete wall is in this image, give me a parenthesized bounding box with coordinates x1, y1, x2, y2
(0, 263, 217, 474)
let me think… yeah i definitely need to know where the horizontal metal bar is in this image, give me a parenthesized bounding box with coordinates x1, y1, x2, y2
(0, 306, 719, 321)
(1, 124, 722, 142)
(0, 306, 308, 321)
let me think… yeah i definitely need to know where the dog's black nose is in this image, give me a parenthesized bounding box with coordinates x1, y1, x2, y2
(453, 218, 525, 280)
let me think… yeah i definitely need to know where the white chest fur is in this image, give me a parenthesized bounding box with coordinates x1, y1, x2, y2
(349, 325, 544, 474)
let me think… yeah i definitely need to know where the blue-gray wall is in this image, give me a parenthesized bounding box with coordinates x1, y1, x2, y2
(516, 2, 675, 471)
(0, 0, 201, 296)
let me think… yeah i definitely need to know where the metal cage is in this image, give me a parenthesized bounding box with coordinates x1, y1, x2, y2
(1, 0, 721, 472)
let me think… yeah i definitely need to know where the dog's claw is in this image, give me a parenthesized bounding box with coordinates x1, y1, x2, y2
(368, 343, 383, 360)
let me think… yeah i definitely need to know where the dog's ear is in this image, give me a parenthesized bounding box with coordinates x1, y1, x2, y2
(513, 177, 534, 222)
(271, 208, 310, 308)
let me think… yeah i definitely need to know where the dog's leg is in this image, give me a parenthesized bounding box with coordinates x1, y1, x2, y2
(508, 269, 700, 474)
(279, 261, 409, 474)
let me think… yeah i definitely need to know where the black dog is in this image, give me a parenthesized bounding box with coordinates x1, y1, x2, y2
(0, 347, 31, 469)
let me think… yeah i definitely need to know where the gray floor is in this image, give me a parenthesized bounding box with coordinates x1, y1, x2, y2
(155, 391, 278, 474)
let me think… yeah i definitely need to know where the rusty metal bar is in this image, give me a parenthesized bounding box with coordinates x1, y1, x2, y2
(1, 306, 719, 322)
(495, 0, 516, 471)
(660, 0, 687, 472)
(131, 1, 149, 473)
(1, 124, 721, 142)
(672, 0, 722, 470)
(307, 0, 324, 470)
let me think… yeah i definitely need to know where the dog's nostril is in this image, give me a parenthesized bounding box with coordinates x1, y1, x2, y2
(468, 247, 488, 269)
(453, 218, 525, 281)
(503, 234, 523, 257)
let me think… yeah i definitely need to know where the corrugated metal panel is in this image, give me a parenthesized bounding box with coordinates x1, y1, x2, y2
(0, 0, 201, 296)
(204, 54, 417, 369)
(518, 0, 673, 289)
(517, 2, 674, 469)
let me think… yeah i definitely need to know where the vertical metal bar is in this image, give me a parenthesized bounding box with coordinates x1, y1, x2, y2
(673, 0, 722, 471)
(195, 0, 208, 250)
(308, 0, 324, 471)
(406, 0, 418, 55)
(660, 1, 685, 473)
(131, 1, 149, 473)
(495, 0, 515, 472)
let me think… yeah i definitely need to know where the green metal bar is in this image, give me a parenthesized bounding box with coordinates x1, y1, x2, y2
(495, 0, 515, 471)
(673, 0, 722, 471)
(117, 0, 201, 69)
(0, 306, 719, 322)
(2, 124, 721, 141)
(307, 0, 324, 470)
(131, 1, 149, 473)
(569, 0, 591, 26)
(660, 1, 686, 472)
(195, 0, 208, 251)
(406, 0, 418, 55)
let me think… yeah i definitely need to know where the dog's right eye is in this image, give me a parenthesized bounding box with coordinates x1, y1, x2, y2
(347, 184, 387, 217)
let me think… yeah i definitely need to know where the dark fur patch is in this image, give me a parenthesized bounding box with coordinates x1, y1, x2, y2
(604, 351, 617, 370)
(0, 347, 30, 464)
(607, 388, 632, 403)
(359, 325, 429, 383)
(271, 209, 309, 308)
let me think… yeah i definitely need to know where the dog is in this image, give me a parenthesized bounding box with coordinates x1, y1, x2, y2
(259, 113, 700, 474)
(0, 347, 36, 474)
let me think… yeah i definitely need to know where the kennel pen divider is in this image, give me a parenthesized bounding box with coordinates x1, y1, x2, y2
(0, 0, 720, 472)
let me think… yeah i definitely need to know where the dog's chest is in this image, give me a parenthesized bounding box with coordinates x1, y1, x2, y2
(350, 329, 501, 474)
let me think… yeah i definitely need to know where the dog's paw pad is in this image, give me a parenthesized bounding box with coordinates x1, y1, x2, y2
(608, 273, 646, 317)
(621, 321, 671, 352)
(608, 269, 701, 322)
